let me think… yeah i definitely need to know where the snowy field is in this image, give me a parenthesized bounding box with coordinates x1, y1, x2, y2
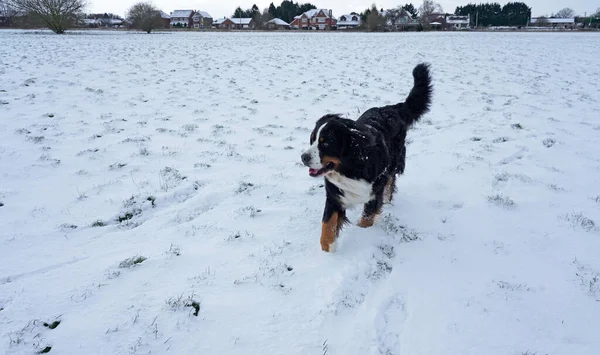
(1, 29, 600, 355)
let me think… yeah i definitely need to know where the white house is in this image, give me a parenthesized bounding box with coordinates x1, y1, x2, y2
(170, 10, 193, 27)
(446, 14, 470, 29)
(337, 14, 361, 29)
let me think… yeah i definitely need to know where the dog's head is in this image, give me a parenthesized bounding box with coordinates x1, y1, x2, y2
(300, 114, 351, 178)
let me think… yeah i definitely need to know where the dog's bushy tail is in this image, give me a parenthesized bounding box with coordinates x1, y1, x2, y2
(403, 63, 433, 126)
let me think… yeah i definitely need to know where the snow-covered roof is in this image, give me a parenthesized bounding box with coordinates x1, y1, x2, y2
(338, 14, 360, 26)
(303, 9, 332, 18)
(302, 9, 317, 17)
(171, 10, 193, 18)
(380, 9, 413, 19)
(194, 11, 212, 18)
(530, 17, 575, 24)
(213, 17, 227, 24)
(160, 11, 170, 19)
(339, 14, 360, 21)
(231, 18, 253, 25)
(267, 18, 290, 26)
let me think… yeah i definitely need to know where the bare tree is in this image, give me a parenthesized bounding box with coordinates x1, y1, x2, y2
(385, 6, 404, 29)
(126, 2, 162, 33)
(255, 8, 274, 30)
(555, 7, 575, 18)
(593, 7, 600, 17)
(418, 0, 443, 25)
(9, 0, 86, 34)
(0, 0, 18, 26)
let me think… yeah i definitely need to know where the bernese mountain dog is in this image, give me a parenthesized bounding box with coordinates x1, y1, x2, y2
(301, 63, 433, 252)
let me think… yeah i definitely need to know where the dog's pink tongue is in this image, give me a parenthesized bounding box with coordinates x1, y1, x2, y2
(309, 168, 319, 175)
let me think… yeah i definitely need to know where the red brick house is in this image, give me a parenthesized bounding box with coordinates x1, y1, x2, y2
(159, 11, 171, 29)
(231, 18, 255, 29)
(213, 17, 235, 29)
(290, 9, 336, 30)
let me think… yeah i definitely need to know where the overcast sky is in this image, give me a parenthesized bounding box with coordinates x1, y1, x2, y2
(89, 0, 599, 19)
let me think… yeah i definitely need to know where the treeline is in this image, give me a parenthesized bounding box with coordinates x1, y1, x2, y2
(85, 12, 123, 20)
(267, 1, 316, 23)
(232, 0, 317, 24)
(360, 3, 419, 22)
(455, 2, 531, 27)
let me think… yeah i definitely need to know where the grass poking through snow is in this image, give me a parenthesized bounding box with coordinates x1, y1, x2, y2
(119, 256, 147, 269)
(487, 194, 516, 209)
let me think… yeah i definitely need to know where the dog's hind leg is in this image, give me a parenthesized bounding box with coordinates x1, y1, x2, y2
(397, 145, 406, 175)
(383, 175, 397, 204)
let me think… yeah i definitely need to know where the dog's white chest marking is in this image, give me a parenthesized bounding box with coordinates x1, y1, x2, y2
(326, 172, 374, 208)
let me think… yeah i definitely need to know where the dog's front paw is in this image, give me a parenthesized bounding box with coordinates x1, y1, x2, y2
(320, 239, 337, 252)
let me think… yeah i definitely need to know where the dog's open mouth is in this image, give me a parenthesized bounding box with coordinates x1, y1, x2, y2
(308, 162, 335, 177)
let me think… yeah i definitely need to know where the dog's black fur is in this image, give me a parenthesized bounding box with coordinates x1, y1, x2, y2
(301, 63, 433, 252)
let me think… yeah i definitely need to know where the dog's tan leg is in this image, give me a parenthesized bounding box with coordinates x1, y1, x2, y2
(359, 198, 383, 228)
(321, 209, 346, 252)
(321, 211, 339, 252)
(359, 210, 381, 228)
(383, 176, 396, 204)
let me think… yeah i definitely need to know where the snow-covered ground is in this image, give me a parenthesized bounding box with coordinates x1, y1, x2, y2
(1, 29, 600, 355)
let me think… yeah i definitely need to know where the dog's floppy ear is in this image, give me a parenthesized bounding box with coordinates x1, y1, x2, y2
(338, 120, 376, 148)
(334, 120, 376, 161)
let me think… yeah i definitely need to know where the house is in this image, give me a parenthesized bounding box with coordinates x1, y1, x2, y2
(381, 9, 420, 30)
(159, 11, 171, 29)
(290, 9, 336, 30)
(425, 12, 446, 28)
(337, 13, 361, 29)
(170, 10, 194, 28)
(529, 17, 576, 28)
(82, 18, 100, 27)
(107, 18, 123, 28)
(192, 11, 212, 28)
(84, 17, 124, 28)
(231, 17, 255, 29)
(213, 17, 235, 29)
(289, 15, 305, 29)
(266, 18, 290, 30)
(445, 14, 470, 29)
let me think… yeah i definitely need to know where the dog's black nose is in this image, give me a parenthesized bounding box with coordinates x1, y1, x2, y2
(301, 152, 311, 165)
